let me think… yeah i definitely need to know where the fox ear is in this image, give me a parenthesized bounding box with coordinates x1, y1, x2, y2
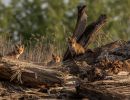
(68, 36, 72, 41)
(52, 53, 56, 58)
(72, 37, 76, 42)
(21, 45, 24, 49)
(15, 44, 19, 49)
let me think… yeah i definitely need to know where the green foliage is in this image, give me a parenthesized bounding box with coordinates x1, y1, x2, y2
(86, 0, 130, 40)
(0, 0, 130, 48)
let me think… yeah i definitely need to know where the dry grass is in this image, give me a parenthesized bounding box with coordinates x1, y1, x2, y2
(88, 30, 114, 49)
(0, 31, 113, 65)
(0, 34, 65, 65)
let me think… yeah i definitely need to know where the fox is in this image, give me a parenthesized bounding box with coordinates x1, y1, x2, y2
(68, 37, 85, 56)
(6, 44, 24, 59)
(47, 53, 61, 66)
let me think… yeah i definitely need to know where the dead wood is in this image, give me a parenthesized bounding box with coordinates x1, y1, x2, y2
(0, 57, 64, 87)
(0, 39, 130, 99)
(63, 14, 107, 61)
(63, 5, 87, 61)
(63, 40, 130, 80)
(73, 5, 88, 39)
(61, 40, 130, 99)
(79, 14, 107, 48)
(1, 46, 130, 99)
(77, 78, 130, 100)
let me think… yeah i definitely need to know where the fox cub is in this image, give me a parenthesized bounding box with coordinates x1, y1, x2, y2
(47, 54, 61, 66)
(6, 44, 24, 59)
(68, 37, 85, 56)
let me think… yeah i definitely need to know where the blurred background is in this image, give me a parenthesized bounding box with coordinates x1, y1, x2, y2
(0, 0, 130, 62)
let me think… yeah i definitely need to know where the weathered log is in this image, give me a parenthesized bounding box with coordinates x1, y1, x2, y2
(63, 5, 87, 61)
(63, 40, 130, 80)
(77, 77, 130, 100)
(0, 57, 64, 87)
(79, 14, 107, 48)
(73, 46, 130, 100)
(62, 40, 130, 99)
(63, 5, 106, 61)
(75, 40, 129, 64)
(73, 5, 88, 39)
(63, 14, 107, 61)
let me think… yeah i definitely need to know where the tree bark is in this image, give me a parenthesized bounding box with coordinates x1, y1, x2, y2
(77, 78, 130, 100)
(0, 57, 64, 87)
(63, 40, 130, 79)
(73, 5, 88, 39)
(63, 5, 87, 61)
(79, 14, 107, 48)
(63, 14, 107, 61)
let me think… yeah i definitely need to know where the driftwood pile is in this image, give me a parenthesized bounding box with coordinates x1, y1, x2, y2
(0, 5, 130, 100)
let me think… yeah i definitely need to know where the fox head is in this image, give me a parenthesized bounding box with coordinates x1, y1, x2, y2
(52, 54, 61, 63)
(15, 44, 24, 54)
(68, 37, 77, 47)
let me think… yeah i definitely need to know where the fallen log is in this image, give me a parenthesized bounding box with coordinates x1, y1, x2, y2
(0, 57, 64, 87)
(77, 77, 130, 100)
(61, 40, 130, 99)
(63, 40, 130, 79)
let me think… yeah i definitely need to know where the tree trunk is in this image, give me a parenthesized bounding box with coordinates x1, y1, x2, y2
(63, 14, 107, 61)
(63, 5, 87, 61)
